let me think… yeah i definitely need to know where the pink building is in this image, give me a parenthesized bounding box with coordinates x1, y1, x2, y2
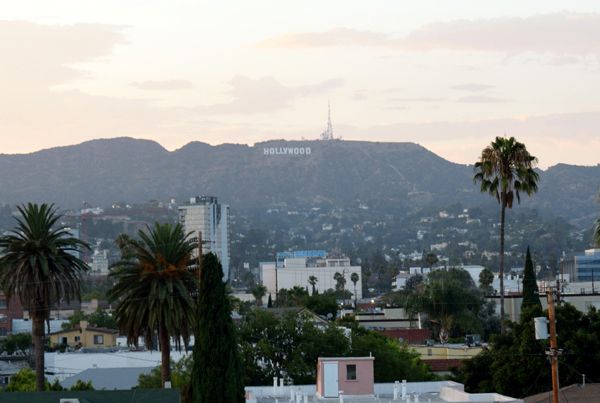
(316, 357, 374, 398)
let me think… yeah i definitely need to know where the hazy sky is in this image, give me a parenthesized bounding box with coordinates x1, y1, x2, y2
(2, 1, 600, 168)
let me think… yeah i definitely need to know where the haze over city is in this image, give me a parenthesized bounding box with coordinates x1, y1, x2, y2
(2, 0, 600, 168)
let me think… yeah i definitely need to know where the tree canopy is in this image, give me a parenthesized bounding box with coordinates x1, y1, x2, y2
(190, 253, 244, 403)
(473, 136, 539, 332)
(108, 223, 197, 387)
(521, 247, 541, 312)
(0, 203, 90, 391)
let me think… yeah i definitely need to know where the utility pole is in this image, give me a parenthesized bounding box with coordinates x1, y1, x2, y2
(547, 290, 560, 403)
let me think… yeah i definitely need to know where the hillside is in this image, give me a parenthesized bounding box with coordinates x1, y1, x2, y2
(0, 137, 598, 224)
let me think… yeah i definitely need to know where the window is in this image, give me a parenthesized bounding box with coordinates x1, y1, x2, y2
(346, 364, 357, 380)
(93, 335, 104, 345)
(75, 336, 81, 342)
(0, 298, 7, 309)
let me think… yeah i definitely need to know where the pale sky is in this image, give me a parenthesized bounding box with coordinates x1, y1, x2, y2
(2, 0, 600, 168)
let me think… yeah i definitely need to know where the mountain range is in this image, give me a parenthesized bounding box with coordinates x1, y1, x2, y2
(0, 137, 598, 226)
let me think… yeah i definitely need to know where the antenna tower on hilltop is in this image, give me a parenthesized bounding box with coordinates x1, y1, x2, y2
(320, 102, 334, 140)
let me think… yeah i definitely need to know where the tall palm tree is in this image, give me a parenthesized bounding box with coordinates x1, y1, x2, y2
(333, 271, 347, 305)
(108, 222, 197, 387)
(0, 203, 90, 391)
(350, 272, 359, 306)
(308, 275, 318, 295)
(473, 136, 539, 332)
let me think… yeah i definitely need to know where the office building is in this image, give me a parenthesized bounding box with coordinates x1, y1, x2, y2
(178, 196, 230, 281)
(561, 248, 600, 282)
(261, 250, 362, 300)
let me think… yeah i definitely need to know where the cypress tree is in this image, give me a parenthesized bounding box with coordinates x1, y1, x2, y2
(521, 247, 542, 311)
(267, 293, 273, 308)
(190, 253, 245, 403)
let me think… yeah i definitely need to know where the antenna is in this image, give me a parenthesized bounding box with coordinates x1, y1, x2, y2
(320, 101, 334, 140)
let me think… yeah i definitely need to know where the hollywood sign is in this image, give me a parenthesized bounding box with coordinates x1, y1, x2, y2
(263, 146, 312, 156)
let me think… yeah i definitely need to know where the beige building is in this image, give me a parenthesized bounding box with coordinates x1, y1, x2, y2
(49, 321, 118, 349)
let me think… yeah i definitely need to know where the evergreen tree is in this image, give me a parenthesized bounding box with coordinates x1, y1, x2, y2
(267, 293, 273, 308)
(521, 247, 541, 311)
(190, 253, 244, 403)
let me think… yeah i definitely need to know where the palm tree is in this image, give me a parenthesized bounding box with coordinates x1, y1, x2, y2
(108, 222, 197, 387)
(0, 203, 90, 391)
(308, 275, 318, 295)
(595, 218, 600, 247)
(115, 233, 133, 259)
(350, 272, 359, 306)
(333, 271, 347, 305)
(474, 136, 539, 332)
(251, 284, 267, 307)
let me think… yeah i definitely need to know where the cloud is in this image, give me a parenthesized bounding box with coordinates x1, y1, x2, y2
(352, 90, 367, 101)
(456, 95, 507, 103)
(336, 110, 600, 168)
(0, 21, 125, 88)
(130, 80, 195, 90)
(197, 76, 344, 114)
(451, 83, 494, 92)
(389, 97, 445, 103)
(258, 27, 387, 48)
(260, 12, 600, 57)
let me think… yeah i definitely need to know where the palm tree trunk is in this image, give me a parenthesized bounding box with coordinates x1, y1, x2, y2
(499, 202, 506, 334)
(32, 314, 45, 391)
(159, 323, 171, 387)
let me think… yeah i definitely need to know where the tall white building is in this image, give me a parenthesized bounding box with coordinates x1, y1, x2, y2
(178, 196, 231, 281)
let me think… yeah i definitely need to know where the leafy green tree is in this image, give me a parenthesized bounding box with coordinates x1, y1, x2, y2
(190, 253, 244, 403)
(239, 310, 350, 385)
(108, 222, 197, 387)
(455, 303, 600, 398)
(406, 268, 483, 342)
(0, 333, 32, 354)
(478, 268, 494, 295)
(4, 368, 64, 391)
(405, 274, 424, 292)
(351, 272, 359, 305)
(350, 327, 434, 382)
(69, 379, 94, 391)
(521, 247, 541, 312)
(5, 368, 37, 392)
(308, 275, 318, 295)
(0, 203, 90, 391)
(139, 355, 193, 399)
(473, 136, 539, 332)
(424, 253, 439, 268)
(303, 291, 338, 319)
(87, 309, 117, 329)
(62, 310, 88, 330)
(251, 284, 267, 307)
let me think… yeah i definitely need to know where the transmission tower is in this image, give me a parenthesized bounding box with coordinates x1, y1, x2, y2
(320, 102, 334, 140)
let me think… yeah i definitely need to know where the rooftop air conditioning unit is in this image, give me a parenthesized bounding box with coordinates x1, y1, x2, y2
(60, 399, 80, 403)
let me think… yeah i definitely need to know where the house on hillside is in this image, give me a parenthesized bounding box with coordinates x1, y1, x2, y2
(48, 321, 117, 349)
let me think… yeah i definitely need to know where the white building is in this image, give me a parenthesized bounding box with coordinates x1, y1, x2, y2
(261, 251, 362, 300)
(91, 249, 110, 274)
(178, 196, 231, 281)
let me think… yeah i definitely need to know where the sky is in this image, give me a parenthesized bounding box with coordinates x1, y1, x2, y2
(2, 0, 600, 168)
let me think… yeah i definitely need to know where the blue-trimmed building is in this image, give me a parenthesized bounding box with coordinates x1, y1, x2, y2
(562, 248, 600, 282)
